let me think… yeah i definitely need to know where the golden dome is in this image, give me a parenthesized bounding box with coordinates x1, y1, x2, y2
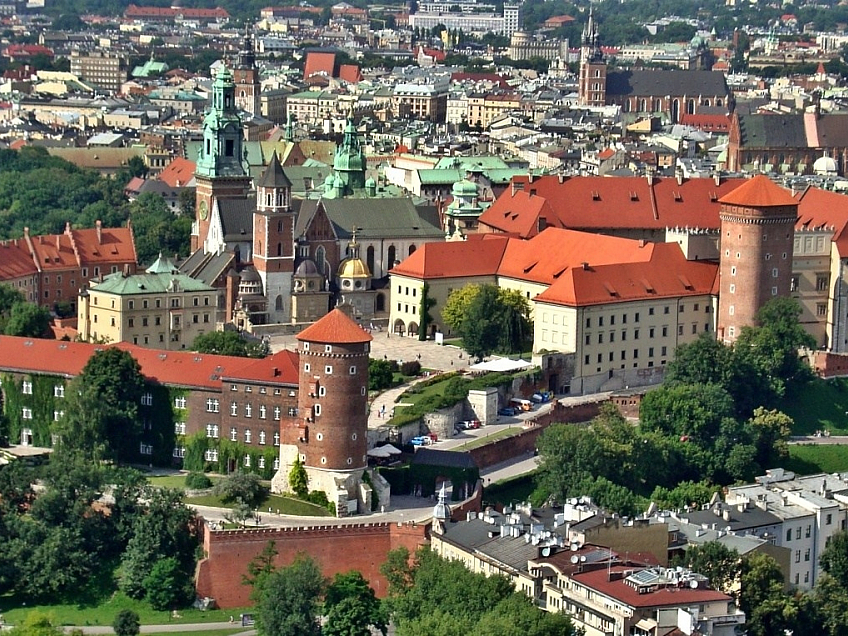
(337, 257, 371, 279)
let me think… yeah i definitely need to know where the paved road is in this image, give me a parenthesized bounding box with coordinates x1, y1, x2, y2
(790, 435, 848, 444)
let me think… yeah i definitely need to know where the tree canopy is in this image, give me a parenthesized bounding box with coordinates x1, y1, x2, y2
(192, 330, 267, 358)
(255, 554, 325, 636)
(55, 347, 146, 463)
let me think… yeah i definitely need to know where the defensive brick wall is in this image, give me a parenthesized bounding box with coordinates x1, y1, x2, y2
(196, 520, 428, 608)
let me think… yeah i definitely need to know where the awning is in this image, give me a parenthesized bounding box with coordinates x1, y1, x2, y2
(469, 357, 533, 373)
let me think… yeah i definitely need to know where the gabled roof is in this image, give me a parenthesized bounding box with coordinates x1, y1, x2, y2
(304, 52, 336, 80)
(411, 447, 477, 469)
(478, 176, 745, 236)
(222, 349, 299, 385)
(318, 198, 443, 240)
(718, 175, 796, 207)
(391, 236, 509, 279)
(158, 157, 196, 188)
(0, 337, 254, 391)
(606, 69, 729, 98)
(296, 308, 372, 344)
(535, 244, 718, 307)
(480, 191, 560, 237)
(795, 186, 848, 258)
(218, 198, 256, 241)
(0, 238, 37, 279)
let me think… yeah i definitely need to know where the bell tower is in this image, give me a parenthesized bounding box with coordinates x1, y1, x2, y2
(233, 30, 261, 117)
(578, 8, 607, 108)
(253, 151, 295, 323)
(332, 110, 367, 196)
(192, 63, 252, 252)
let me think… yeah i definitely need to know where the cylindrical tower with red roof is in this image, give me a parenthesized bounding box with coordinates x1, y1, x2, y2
(271, 308, 374, 514)
(717, 175, 798, 343)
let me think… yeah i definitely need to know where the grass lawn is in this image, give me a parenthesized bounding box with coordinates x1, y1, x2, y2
(452, 427, 524, 451)
(786, 444, 848, 475)
(184, 492, 330, 517)
(778, 378, 848, 435)
(0, 591, 250, 627)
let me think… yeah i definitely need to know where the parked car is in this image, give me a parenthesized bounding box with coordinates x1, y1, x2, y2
(456, 420, 481, 430)
(498, 407, 517, 417)
(410, 436, 431, 446)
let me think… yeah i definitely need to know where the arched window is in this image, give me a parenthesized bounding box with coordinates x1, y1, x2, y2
(277, 243, 282, 256)
(316, 246, 326, 275)
(376, 293, 385, 312)
(638, 99, 646, 112)
(687, 99, 695, 115)
(387, 245, 396, 269)
(275, 295, 283, 310)
(366, 245, 375, 275)
(408, 244, 416, 256)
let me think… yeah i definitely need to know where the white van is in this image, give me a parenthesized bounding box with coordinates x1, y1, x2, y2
(509, 398, 533, 412)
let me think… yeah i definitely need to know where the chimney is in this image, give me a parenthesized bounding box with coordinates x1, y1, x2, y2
(713, 171, 721, 186)
(511, 182, 517, 197)
(123, 263, 130, 276)
(56, 234, 60, 249)
(96, 220, 102, 244)
(675, 165, 684, 186)
(581, 262, 589, 270)
(558, 174, 565, 184)
(65, 221, 71, 235)
(273, 366, 280, 377)
(722, 508, 731, 522)
(23, 227, 29, 238)
(638, 239, 646, 247)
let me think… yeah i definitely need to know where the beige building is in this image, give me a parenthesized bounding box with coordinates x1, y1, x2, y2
(78, 255, 218, 349)
(69, 50, 127, 94)
(390, 228, 718, 393)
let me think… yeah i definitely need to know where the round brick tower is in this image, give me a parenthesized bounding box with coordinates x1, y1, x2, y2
(717, 175, 798, 343)
(272, 308, 372, 513)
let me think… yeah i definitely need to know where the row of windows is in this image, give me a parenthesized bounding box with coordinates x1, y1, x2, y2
(195, 449, 278, 470)
(582, 341, 711, 366)
(786, 525, 813, 541)
(583, 304, 709, 328)
(131, 332, 181, 345)
(204, 424, 282, 445)
(583, 323, 706, 345)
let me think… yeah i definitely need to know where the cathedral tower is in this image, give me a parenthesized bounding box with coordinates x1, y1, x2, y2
(253, 151, 295, 323)
(717, 176, 798, 343)
(233, 31, 261, 117)
(578, 8, 607, 107)
(193, 64, 251, 252)
(330, 112, 367, 197)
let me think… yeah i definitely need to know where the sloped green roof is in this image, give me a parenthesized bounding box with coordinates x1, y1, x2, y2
(91, 270, 215, 296)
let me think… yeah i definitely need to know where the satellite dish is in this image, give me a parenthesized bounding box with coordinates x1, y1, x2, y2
(571, 543, 579, 551)
(570, 555, 579, 564)
(580, 556, 587, 562)
(689, 579, 699, 589)
(541, 546, 551, 557)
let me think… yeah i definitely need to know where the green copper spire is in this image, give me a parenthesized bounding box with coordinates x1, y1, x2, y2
(196, 63, 247, 178)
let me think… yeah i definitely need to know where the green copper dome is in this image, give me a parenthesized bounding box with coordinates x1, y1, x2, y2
(452, 179, 478, 197)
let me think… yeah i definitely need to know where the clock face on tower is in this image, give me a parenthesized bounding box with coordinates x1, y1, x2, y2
(199, 200, 208, 220)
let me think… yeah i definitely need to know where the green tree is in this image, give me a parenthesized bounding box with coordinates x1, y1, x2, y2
(813, 574, 848, 636)
(4, 302, 51, 337)
(56, 347, 146, 463)
(674, 541, 739, 593)
(112, 610, 140, 636)
(740, 552, 801, 636)
(380, 546, 414, 596)
(820, 530, 848, 588)
(256, 554, 326, 636)
(650, 480, 719, 511)
(418, 283, 436, 341)
(144, 556, 194, 610)
(323, 571, 387, 636)
(442, 284, 480, 334)
(0, 283, 24, 331)
(192, 330, 265, 357)
(461, 285, 531, 361)
(243, 541, 279, 601)
(368, 359, 395, 391)
(4, 612, 65, 636)
(747, 407, 793, 468)
(288, 458, 309, 499)
(213, 471, 264, 508)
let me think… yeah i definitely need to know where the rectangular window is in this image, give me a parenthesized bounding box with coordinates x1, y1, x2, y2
(273, 406, 281, 420)
(174, 396, 186, 409)
(259, 431, 266, 445)
(141, 393, 153, 406)
(54, 385, 64, 398)
(817, 275, 828, 291)
(22, 381, 32, 395)
(259, 405, 266, 419)
(230, 402, 238, 416)
(230, 427, 238, 441)
(206, 399, 219, 413)
(22, 407, 33, 419)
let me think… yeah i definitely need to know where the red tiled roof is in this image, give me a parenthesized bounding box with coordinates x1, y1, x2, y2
(571, 565, 730, 609)
(719, 175, 797, 207)
(338, 64, 362, 84)
(795, 186, 848, 258)
(124, 4, 229, 18)
(678, 113, 730, 130)
(222, 349, 299, 385)
(304, 52, 336, 80)
(0, 238, 37, 279)
(390, 236, 509, 279)
(158, 157, 196, 188)
(480, 191, 560, 238)
(535, 243, 718, 307)
(67, 226, 137, 267)
(296, 308, 373, 344)
(478, 176, 746, 237)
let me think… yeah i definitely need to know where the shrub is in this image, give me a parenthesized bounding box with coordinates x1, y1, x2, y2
(306, 490, 329, 507)
(185, 472, 212, 489)
(400, 360, 422, 376)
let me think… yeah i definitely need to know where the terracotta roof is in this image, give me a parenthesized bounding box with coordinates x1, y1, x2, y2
(497, 230, 656, 286)
(719, 175, 797, 207)
(338, 64, 362, 84)
(473, 191, 560, 238)
(158, 157, 196, 188)
(0, 238, 37, 279)
(795, 186, 848, 258)
(0, 337, 254, 390)
(296, 308, 373, 344)
(571, 565, 730, 609)
(478, 176, 745, 237)
(390, 236, 509, 279)
(304, 52, 335, 80)
(68, 226, 137, 267)
(535, 243, 718, 307)
(221, 349, 299, 385)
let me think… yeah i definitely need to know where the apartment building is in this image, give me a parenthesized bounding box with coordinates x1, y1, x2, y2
(69, 50, 127, 94)
(391, 79, 449, 123)
(78, 255, 217, 350)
